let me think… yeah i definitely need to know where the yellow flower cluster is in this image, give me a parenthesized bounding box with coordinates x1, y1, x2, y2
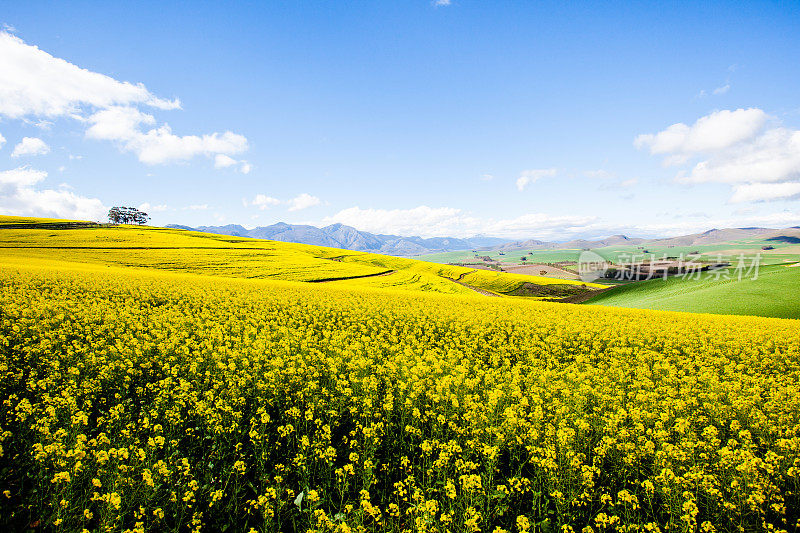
(0, 262, 799, 532)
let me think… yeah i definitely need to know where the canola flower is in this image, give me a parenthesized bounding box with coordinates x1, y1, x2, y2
(0, 258, 799, 532)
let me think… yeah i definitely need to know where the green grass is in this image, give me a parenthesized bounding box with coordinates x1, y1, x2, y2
(418, 243, 800, 269)
(585, 264, 800, 319)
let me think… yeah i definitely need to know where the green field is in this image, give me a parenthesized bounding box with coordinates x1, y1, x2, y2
(585, 264, 800, 318)
(418, 241, 800, 267)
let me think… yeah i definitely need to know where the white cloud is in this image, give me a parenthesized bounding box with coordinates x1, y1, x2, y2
(0, 32, 247, 166)
(682, 127, 800, 185)
(0, 166, 106, 220)
(0, 132, 5, 149)
(186, 204, 209, 210)
(0, 32, 178, 118)
(480, 173, 494, 181)
(322, 205, 597, 239)
(637, 108, 800, 203)
(86, 106, 247, 165)
(634, 108, 767, 160)
(730, 182, 800, 203)
(516, 168, 557, 191)
(434, 0, 452, 5)
(713, 84, 730, 95)
(248, 194, 281, 210)
(214, 154, 237, 168)
(214, 154, 251, 173)
(0, 166, 47, 187)
(138, 202, 168, 212)
(11, 136, 50, 157)
(288, 193, 321, 212)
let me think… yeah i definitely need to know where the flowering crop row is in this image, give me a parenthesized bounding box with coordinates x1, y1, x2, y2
(1, 261, 799, 533)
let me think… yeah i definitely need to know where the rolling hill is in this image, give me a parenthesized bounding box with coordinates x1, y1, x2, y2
(0, 216, 602, 300)
(585, 263, 800, 318)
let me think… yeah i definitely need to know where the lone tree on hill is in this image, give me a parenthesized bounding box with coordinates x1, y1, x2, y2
(108, 206, 150, 225)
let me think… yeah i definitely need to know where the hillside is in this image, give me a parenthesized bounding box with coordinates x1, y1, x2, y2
(0, 216, 602, 300)
(585, 263, 800, 318)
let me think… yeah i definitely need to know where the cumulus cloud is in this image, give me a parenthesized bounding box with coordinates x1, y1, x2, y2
(248, 194, 281, 210)
(730, 183, 800, 203)
(322, 205, 598, 240)
(635, 108, 768, 162)
(11, 136, 50, 157)
(0, 166, 106, 220)
(0, 32, 178, 118)
(214, 154, 238, 169)
(85, 106, 247, 165)
(682, 128, 800, 185)
(138, 202, 168, 212)
(244, 193, 321, 211)
(288, 193, 321, 212)
(637, 108, 800, 203)
(0, 32, 247, 167)
(516, 168, 557, 191)
(214, 154, 251, 173)
(0, 132, 5, 149)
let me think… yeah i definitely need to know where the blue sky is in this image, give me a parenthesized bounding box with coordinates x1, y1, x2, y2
(1, 1, 799, 239)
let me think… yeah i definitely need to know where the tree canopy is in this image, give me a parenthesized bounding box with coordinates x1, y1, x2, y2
(108, 207, 149, 225)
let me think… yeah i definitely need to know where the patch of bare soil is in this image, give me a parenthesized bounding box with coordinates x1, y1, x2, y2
(506, 282, 600, 299)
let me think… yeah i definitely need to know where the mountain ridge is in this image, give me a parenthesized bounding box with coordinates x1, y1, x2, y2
(165, 222, 509, 256)
(166, 222, 799, 256)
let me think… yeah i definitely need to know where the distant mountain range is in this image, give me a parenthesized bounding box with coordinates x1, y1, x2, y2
(496, 227, 800, 252)
(166, 222, 509, 256)
(494, 234, 646, 251)
(167, 223, 800, 256)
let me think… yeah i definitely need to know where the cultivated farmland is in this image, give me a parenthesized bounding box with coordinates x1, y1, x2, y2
(1, 218, 799, 532)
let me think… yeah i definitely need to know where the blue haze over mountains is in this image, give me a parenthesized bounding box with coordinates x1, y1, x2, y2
(166, 222, 510, 256)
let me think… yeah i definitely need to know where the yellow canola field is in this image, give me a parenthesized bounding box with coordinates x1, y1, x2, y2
(0, 219, 603, 297)
(1, 260, 799, 533)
